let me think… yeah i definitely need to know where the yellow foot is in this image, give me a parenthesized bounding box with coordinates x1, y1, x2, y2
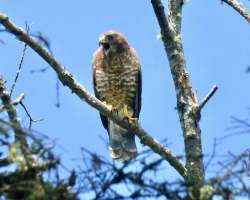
(123, 104, 137, 123)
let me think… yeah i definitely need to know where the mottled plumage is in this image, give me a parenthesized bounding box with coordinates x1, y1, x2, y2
(92, 31, 141, 162)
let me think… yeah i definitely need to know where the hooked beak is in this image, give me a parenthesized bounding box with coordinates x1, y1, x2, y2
(98, 35, 106, 46)
(99, 36, 110, 55)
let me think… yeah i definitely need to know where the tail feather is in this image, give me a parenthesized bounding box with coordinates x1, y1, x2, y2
(108, 120, 137, 162)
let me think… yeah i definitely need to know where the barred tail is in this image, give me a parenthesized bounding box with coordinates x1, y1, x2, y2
(108, 120, 137, 162)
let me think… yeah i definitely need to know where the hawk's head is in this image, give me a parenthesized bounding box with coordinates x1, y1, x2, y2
(98, 31, 129, 56)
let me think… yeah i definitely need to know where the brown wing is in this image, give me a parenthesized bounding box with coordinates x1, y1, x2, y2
(135, 65, 142, 118)
(92, 49, 109, 131)
(130, 47, 142, 118)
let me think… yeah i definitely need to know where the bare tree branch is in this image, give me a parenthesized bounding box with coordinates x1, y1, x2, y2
(11, 93, 25, 106)
(209, 149, 250, 198)
(78, 142, 250, 199)
(151, 0, 207, 195)
(205, 138, 218, 170)
(0, 76, 37, 171)
(0, 12, 187, 178)
(0, 93, 24, 113)
(222, 0, 250, 22)
(19, 101, 43, 129)
(222, 115, 250, 140)
(199, 85, 218, 111)
(0, 104, 73, 200)
(151, 1, 217, 198)
(0, 77, 28, 146)
(168, 0, 184, 32)
(1, 2, 250, 199)
(10, 43, 27, 97)
(10, 23, 29, 97)
(79, 148, 185, 200)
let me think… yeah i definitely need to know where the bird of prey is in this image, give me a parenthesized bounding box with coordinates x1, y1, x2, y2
(92, 31, 142, 162)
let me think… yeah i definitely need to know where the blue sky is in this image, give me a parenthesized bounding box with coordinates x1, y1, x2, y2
(1, 0, 250, 192)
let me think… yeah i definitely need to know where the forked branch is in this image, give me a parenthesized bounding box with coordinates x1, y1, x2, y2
(151, 0, 217, 197)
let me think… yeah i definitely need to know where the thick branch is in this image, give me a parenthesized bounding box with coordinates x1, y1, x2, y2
(0, 12, 187, 178)
(168, 0, 184, 32)
(151, 0, 206, 196)
(222, 0, 250, 22)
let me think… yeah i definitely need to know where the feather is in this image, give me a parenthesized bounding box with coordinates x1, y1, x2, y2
(108, 120, 137, 162)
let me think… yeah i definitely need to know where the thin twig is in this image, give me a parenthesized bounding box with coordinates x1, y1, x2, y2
(10, 43, 27, 96)
(0, 77, 27, 143)
(231, 116, 250, 127)
(10, 23, 29, 97)
(221, 116, 250, 140)
(20, 101, 43, 129)
(0, 93, 24, 112)
(11, 93, 25, 106)
(199, 85, 218, 110)
(55, 79, 60, 108)
(31, 31, 53, 54)
(0, 75, 33, 168)
(30, 66, 49, 73)
(205, 138, 218, 170)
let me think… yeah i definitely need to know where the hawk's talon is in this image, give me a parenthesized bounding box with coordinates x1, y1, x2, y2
(123, 104, 137, 124)
(126, 117, 137, 124)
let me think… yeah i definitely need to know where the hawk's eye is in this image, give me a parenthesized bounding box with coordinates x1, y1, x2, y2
(107, 35, 114, 43)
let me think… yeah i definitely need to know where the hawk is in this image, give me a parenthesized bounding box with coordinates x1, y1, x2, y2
(92, 31, 142, 162)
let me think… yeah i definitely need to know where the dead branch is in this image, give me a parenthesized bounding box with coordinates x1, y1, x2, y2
(151, 0, 212, 195)
(10, 24, 29, 97)
(199, 85, 218, 111)
(222, 0, 250, 23)
(0, 12, 187, 179)
(0, 76, 28, 146)
(0, 93, 24, 113)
